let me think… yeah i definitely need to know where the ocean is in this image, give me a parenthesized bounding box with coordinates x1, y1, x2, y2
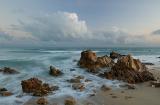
(0, 47, 160, 105)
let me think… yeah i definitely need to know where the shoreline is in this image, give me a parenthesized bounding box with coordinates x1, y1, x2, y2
(23, 66, 160, 105)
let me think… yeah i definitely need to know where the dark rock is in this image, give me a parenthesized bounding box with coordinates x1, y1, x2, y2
(110, 51, 124, 59)
(78, 50, 114, 73)
(21, 78, 54, 96)
(70, 69, 76, 71)
(0, 88, 7, 91)
(102, 55, 155, 84)
(68, 78, 81, 83)
(127, 84, 136, 89)
(37, 97, 48, 105)
(142, 62, 154, 65)
(0, 67, 19, 74)
(49, 66, 63, 76)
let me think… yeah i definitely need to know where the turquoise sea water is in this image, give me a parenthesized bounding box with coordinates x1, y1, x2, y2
(0, 47, 160, 105)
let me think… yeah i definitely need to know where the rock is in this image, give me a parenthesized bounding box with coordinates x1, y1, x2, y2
(102, 55, 155, 84)
(127, 84, 136, 89)
(110, 51, 123, 59)
(142, 62, 154, 65)
(100, 85, 111, 91)
(72, 83, 85, 91)
(150, 81, 160, 88)
(21, 78, 54, 96)
(1, 91, 13, 96)
(49, 66, 63, 76)
(70, 69, 76, 71)
(0, 67, 19, 74)
(78, 50, 114, 72)
(68, 78, 81, 83)
(0, 88, 7, 91)
(64, 97, 76, 105)
(37, 97, 48, 105)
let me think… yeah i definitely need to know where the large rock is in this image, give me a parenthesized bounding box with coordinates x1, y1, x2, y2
(65, 97, 76, 105)
(49, 66, 63, 76)
(102, 55, 155, 84)
(78, 50, 114, 72)
(37, 97, 48, 105)
(0, 67, 19, 74)
(21, 78, 55, 96)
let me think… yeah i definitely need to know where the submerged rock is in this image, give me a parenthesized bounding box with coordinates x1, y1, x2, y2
(1, 91, 13, 96)
(142, 62, 154, 65)
(78, 50, 114, 72)
(49, 66, 63, 76)
(72, 83, 85, 91)
(0, 67, 19, 74)
(102, 55, 155, 84)
(21, 78, 56, 96)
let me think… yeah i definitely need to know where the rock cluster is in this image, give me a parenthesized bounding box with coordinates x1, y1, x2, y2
(102, 55, 155, 84)
(49, 66, 63, 76)
(21, 78, 57, 96)
(0, 67, 19, 74)
(78, 50, 114, 72)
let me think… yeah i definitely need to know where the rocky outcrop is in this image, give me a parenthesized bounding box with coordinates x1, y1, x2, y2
(78, 50, 114, 72)
(110, 51, 124, 59)
(0, 67, 19, 74)
(49, 66, 63, 76)
(21, 78, 57, 96)
(102, 55, 155, 84)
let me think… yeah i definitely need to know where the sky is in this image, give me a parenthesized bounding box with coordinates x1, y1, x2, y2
(0, 0, 160, 48)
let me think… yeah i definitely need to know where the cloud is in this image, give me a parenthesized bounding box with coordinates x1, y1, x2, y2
(152, 29, 160, 35)
(0, 29, 13, 41)
(1, 11, 159, 47)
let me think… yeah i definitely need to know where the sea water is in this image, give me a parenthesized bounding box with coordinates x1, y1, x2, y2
(0, 47, 160, 105)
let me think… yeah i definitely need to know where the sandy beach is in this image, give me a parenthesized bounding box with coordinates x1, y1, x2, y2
(23, 65, 160, 105)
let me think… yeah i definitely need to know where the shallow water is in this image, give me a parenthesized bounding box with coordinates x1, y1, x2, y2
(0, 47, 160, 105)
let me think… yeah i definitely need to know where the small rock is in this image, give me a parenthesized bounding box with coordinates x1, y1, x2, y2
(100, 85, 111, 91)
(68, 78, 81, 83)
(85, 79, 92, 82)
(0, 88, 7, 91)
(70, 69, 76, 71)
(125, 96, 133, 100)
(0, 67, 19, 74)
(1, 91, 13, 96)
(49, 66, 63, 76)
(150, 81, 160, 88)
(72, 83, 85, 91)
(64, 97, 76, 105)
(112, 96, 118, 98)
(37, 97, 48, 105)
(127, 84, 136, 89)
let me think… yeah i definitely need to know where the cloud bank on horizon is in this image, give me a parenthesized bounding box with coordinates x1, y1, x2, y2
(0, 0, 160, 47)
(0, 11, 160, 47)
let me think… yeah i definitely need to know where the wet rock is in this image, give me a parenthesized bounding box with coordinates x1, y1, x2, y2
(110, 51, 123, 59)
(68, 78, 81, 83)
(78, 50, 114, 72)
(150, 81, 160, 88)
(100, 85, 111, 91)
(127, 84, 136, 89)
(0, 67, 19, 74)
(1, 91, 13, 96)
(37, 97, 48, 105)
(70, 69, 76, 71)
(72, 83, 85, 91)
(85, 79, 92, 82)
(102, 55, 155, 84)
(49, 66, 63, 76)
(142, 62, 154, 65)
(21, 78, 54, 96)
(0, 88, 7, 91)
(64, 97, 76, 105)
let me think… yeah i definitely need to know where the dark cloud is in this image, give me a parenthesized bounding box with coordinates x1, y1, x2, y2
(152, 29, 160, 35)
